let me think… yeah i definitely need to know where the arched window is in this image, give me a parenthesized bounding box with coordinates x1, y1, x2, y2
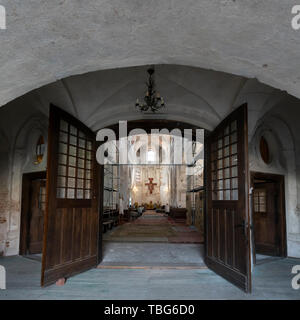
(34, 135, 45, 164)
(259, 136, 270, 164)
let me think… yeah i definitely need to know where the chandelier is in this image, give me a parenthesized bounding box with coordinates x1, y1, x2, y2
(135, 67, 165, 112)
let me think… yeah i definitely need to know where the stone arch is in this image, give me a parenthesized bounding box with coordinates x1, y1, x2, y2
(5, 114, 48, 256)
(250, 114, 298, 256)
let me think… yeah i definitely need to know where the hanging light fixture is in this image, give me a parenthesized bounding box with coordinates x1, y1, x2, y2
(135, 67, 165, 112)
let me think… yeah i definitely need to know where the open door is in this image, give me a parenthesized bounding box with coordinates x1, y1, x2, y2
(205, 104, 251, 292)
(41, 105, 102, 286)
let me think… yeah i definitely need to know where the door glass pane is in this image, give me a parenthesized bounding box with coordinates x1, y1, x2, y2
(231, 143, 237, 155)
(224, 146, 229, 157)
(225, 179, 230, 189)
(224, 190, 231, 200)
(78, 158, 85, 168)
(218, 170, 223, 179)
(56, 117, 94, 199)
(87, 141, 92, 150)
(86, 161, 91, 170)
(68, 167, 76, 177)
(85, 190, 91, 199)
(58, 165, 66, 176)
(70, 125, 77, 136)
(232, 189, 238, 200)
(79, 139, 86, 148)
(224, 168, 230, 179)
(231, 120, 237, 132)
(86, 170, 91, 179)
(59, 153, 67, 165)
(231, 155, 238, 166)
(224, 157, 230, 167)
(79, 131, 85, 138)
(69, 156, 76, 167)
(69, 146, 77, 156)
(218, 138, 222, 149)
(218, 149, 223, 159)
(78, 169, 84, 179)
(77, 179, 84, 188)
(77, 189, 84, 199)
(224, 135, 229, 146)
(60, 120, 68, 132)
(58, 176, 66, 187)
(67, 188, 75, 199)
(57, 188, 65, 198)
(68, 178, 76, 188)
(70, 135, 77, 146)
(78, 148, 85, 158)
(232, 178, 238, 189)
(60, 132, 68, 143)
(218, 191, 223, 200)
(218, 180, 223, 189)
(59, 143, 68, 154)
(231, 132, 237, 143)
(232, 166, 238, 177)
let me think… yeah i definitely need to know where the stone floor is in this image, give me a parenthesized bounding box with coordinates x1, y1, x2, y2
(0, 254, 299, 300)
(99, 242, 206, 268)
(103, 211, 203, 243)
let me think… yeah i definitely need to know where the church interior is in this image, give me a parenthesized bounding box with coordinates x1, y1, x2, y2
(0, 2, 300, 299)
(99, 132, 205, 267)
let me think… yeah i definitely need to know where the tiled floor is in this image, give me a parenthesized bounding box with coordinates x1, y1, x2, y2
(103, 211, 204, 243)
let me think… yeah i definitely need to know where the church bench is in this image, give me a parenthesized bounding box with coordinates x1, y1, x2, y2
(103, 220, 114, 233)
(170, 208, 187, 220)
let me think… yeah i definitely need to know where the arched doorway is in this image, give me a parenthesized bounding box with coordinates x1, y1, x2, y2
(40, 102, 252, 292)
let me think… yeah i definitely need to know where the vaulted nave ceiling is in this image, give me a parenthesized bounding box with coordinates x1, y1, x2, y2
(0, 0, 299, 114)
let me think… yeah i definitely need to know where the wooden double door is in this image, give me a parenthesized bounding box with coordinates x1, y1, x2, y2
(41, 105, 103, 286)
(40, 103, 252, 292)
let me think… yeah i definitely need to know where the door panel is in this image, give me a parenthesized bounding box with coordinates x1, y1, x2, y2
(206, 104, 251, 292)
(28, 180, 46, 254)
(41, 104, 102, 286)
(253, 182, 280, 256)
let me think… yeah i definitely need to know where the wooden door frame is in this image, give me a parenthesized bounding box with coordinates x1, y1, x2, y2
(19, 171, 47, 255)
(250, 171, 287, 258)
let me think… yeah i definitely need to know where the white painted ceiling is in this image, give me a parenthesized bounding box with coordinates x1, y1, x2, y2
(0, 0, 299, 110)
(6, 64, 284, 132)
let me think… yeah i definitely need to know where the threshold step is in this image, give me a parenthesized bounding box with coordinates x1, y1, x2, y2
(97, 262, 207, 270)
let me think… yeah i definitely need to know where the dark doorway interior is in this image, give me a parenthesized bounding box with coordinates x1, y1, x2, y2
(251, 172, 287, 259)
(20, 171, 46, 255)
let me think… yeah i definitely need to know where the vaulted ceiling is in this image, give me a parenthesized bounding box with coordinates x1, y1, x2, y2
(0, 0, 299, 110)
(5, 64, 284, 132)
